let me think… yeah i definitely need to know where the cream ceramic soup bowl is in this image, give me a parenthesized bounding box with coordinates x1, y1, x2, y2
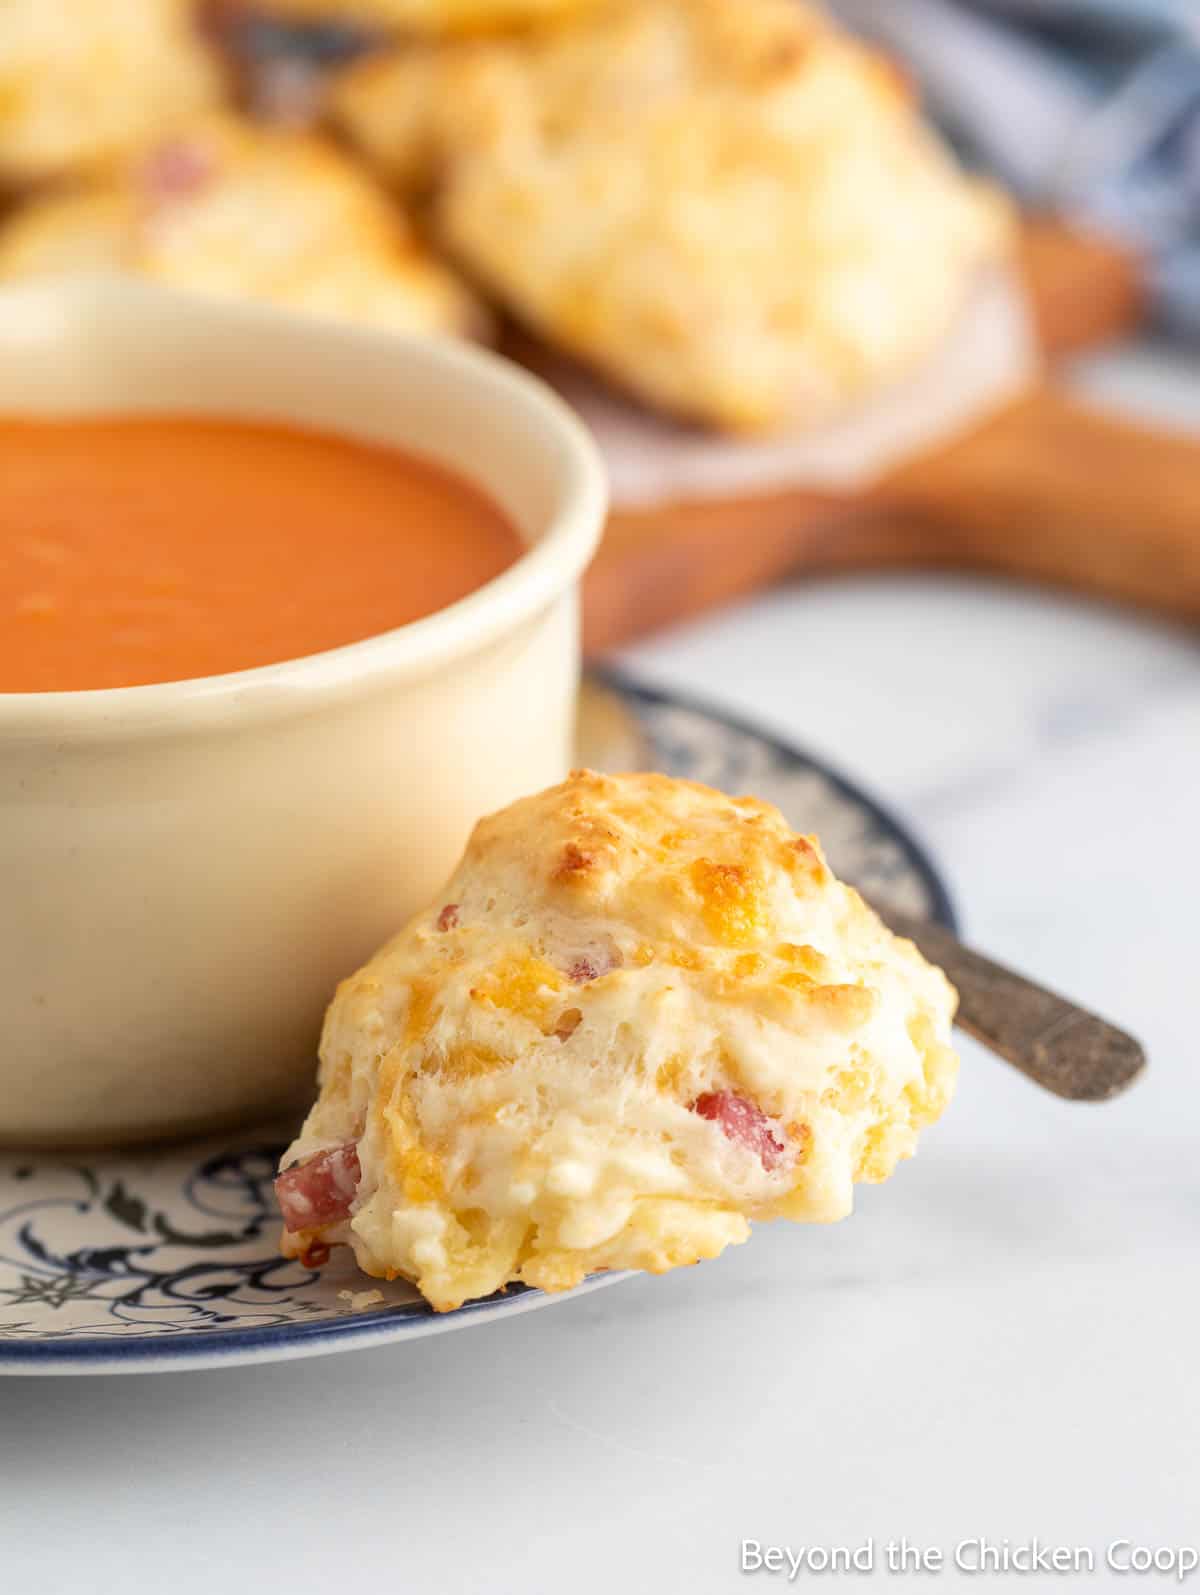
(0, 279, 606, 1147)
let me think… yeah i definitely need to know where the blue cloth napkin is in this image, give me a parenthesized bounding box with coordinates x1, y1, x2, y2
(829, 0, 1200, 338)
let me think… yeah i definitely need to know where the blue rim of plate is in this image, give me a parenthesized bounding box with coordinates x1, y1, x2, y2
(0, 672, 956, 1374)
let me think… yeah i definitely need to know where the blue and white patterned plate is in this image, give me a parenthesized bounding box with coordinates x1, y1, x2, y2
(0, 675, 956, 1376)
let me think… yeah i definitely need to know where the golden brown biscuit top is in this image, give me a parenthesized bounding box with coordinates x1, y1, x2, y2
(462, 768, 832, 949)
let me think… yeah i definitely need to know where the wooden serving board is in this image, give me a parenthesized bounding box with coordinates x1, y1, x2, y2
(583, 219, 1200, 653)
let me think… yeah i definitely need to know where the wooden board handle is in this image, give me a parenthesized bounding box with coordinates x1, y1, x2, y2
(1017, 218, 1146, 358)
(587, 486, 844, 652)
(863, 387, 1200, 620)
(586, 386, 1200, 652)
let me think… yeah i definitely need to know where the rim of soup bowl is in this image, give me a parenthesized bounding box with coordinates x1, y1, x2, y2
(0, 278, 608, 738)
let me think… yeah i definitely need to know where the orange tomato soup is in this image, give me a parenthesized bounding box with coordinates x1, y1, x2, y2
(1, 416, 525, 692)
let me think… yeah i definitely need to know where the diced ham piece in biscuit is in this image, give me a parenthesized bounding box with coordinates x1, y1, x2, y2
(275, 1143, 361, 1232)
(140, 139, 216, 203)
(692, 1091, 789, 1172)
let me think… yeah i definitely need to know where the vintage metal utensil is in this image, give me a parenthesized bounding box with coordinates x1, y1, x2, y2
(875, 905, 1147, 1102)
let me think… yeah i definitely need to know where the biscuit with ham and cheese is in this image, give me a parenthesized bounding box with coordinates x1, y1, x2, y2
(277, 770, 959, 1311)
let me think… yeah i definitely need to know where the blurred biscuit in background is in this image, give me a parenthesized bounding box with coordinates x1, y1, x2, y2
(0, 190, 134, 277)
(0, 0, 224, 188)
(328, 45, 452, 193)
(246, 0, 597, 36)
(0, 113, 485, 338)
(335, 0, 1012, 432)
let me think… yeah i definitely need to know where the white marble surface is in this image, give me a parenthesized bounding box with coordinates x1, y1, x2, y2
(4, 347, 1198, 1592)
